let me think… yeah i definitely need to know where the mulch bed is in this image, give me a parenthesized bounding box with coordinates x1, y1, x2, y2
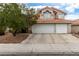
(0, 33, 29, 43)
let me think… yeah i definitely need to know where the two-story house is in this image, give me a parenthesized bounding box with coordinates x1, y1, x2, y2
(32, 6, 71, 33)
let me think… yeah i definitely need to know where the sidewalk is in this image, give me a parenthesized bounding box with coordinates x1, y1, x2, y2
(0, 44, 79, 56)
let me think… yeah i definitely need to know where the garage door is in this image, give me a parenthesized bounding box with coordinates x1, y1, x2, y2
(56, 24, 68, 33)
(32, 24, 55, 33)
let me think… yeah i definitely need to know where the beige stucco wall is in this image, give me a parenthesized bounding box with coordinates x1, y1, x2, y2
(67, 24, 71, 33)
(71, 25, 79, 33)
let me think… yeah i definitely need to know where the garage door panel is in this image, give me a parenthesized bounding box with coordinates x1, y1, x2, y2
(56, 24, 67, 33)
(32, 24, 55, 33)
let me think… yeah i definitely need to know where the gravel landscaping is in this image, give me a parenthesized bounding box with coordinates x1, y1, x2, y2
(0, 33, 29, 43)
(72, 33, 79, 38)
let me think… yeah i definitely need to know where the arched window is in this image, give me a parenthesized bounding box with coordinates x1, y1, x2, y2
(43, 10, 52, 19)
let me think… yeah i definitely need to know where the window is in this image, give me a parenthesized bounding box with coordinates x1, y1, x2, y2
(43, 11, 52, 19)
(58, 14, 64, 19)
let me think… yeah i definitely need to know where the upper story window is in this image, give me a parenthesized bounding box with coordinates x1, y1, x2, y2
(43, 10, 52, 19)
(58, 14, 64, 19)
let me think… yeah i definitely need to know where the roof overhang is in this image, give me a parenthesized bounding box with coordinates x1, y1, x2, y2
(71, 19, 79, 25)
(37, 18, 71, 24)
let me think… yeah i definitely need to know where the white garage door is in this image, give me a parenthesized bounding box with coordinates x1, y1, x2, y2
(56, 24, 68, 33)
(32, 24, 68, 33)
(32, 24, 55, 33)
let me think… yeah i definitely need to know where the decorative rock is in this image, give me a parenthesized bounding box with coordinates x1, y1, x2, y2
(3, 32, 14, 40)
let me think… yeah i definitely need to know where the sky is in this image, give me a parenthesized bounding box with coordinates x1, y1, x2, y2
(26, 3, 79, 20)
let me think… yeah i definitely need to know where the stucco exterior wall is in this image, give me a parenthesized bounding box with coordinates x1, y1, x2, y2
(67, 24, 71, 33)
(71, 25, 79, 33)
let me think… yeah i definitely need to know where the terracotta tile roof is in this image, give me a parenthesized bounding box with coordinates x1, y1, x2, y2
(51, 7, 66, 14)
(37, 18, 71, 24)
(38, 6, 66, 15)
(72, 19, 79, 25)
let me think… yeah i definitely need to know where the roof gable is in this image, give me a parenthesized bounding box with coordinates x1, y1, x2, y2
(38, 6, 66, 15)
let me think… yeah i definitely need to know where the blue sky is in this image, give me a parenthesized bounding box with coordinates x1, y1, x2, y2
(26, 3, 79, 20)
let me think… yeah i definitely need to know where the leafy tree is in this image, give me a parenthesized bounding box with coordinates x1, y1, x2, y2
(0, 3, 39, 35)
(0, 3, 27, 35)
(25, 8, 39, 32)
(0, 4, 7, 35)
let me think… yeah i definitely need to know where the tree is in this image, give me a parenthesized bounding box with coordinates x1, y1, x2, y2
(0, 3, 39, 35)
(0, 4, 8, 35)
(0, 3, 27, 35)
(25, 8, 39, 32)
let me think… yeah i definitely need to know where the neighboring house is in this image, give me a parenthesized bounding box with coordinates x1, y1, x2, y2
(32, 6, 71, 33)
(72, 20, 79, 33)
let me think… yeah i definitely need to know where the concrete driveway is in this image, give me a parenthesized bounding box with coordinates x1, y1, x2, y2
(1, 34, 79, 55)
(21, 34, 79, 44)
